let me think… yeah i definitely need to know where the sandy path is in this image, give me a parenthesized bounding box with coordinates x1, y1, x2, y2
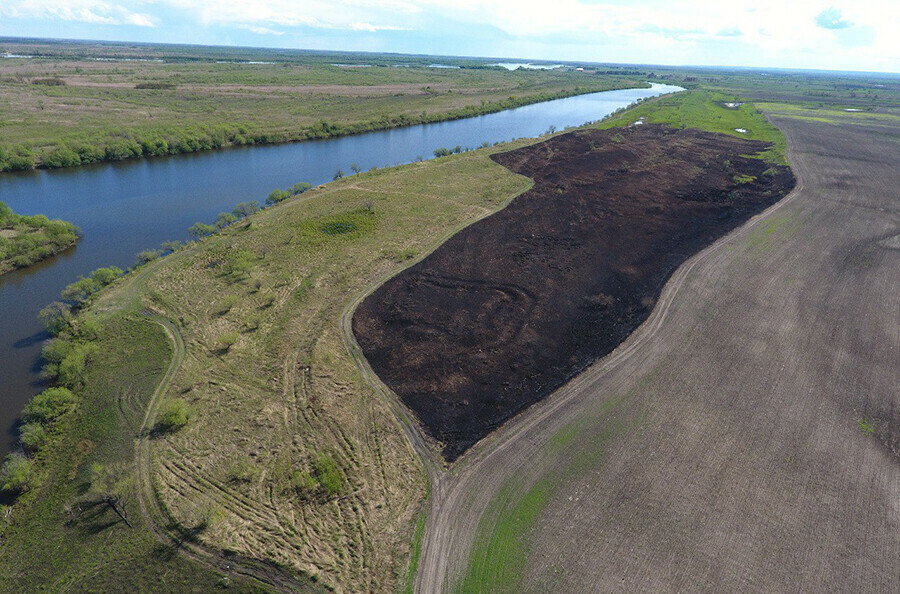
(415, 115, 899, 591)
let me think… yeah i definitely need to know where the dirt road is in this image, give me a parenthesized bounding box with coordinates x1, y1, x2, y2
(415, 115, 899, 591)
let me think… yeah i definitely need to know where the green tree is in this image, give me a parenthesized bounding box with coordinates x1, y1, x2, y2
(38, 301, 73, 335)
(188, 222, 216, 240)
(266, 189, 291, 205)
(23, 387, 77, 424)
(0, 454, 32, 495)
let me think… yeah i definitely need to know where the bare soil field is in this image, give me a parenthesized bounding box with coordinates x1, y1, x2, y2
(415, 113, 899, 591)
(354, 125, 793, 460)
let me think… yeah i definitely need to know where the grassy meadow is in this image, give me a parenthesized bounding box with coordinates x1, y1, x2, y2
(0, 39, 651, 172)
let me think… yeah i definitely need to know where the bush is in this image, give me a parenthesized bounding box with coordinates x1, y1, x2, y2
(291, 182, 312, 195)
(61, 277, 100, 304)
(43, 147, 81, 169)
(90, 266, 122, 286)
(266, 189, 291, 206)
(38, 301, 73, 335)
(188, 222, 215, 240)
(214, 212, 237, 230)
(155, 398, 192, 433)
(0, 454, 32, 495)
(217, 332, 239, 352)
(135, 249, 162, 266)
(104, 140, 142, 161)
(76, 144, 105, 164)
(232, 201, 261, 218)
(291, 470, 318, 497)
(19, 423, 47, 453)
(23, 387, 77, 424)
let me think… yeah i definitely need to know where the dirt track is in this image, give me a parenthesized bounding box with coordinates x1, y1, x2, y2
(415, 116, 899, 591)
(354, 126, 793, 460)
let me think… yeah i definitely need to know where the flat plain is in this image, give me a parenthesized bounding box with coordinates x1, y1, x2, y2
(416, 104, 900, 592)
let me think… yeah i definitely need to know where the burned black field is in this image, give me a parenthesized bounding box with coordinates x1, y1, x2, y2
(354, 125, 794, 460)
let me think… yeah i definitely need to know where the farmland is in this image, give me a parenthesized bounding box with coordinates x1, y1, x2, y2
(415, 93, 900, 592)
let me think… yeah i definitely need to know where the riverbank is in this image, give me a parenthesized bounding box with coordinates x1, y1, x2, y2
(0, 41, 653, 173)
(0, 201, 78, 275)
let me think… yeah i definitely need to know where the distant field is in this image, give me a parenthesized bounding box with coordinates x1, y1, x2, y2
(0, 39, 652, 171)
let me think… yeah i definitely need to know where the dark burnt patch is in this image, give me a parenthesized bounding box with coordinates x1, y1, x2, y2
(353, 125, 794, 460)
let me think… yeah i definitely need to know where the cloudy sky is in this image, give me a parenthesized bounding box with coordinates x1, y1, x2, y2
(1, 0, 897, 73)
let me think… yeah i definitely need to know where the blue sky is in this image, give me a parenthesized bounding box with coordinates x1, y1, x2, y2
(1, 1, 897, 73)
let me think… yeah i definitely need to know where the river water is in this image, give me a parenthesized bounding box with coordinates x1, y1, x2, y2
(0, 83, 682, 453)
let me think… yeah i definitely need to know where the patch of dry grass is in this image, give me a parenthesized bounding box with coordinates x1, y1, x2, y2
(93, 145, 533, 591)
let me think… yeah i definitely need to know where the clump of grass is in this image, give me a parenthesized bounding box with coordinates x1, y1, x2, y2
(857, 418, 876, 435)
(321, 221, 358, 235)
(733, 174, 757, 185)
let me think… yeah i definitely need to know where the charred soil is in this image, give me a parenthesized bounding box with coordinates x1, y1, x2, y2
(353, 125, 794, 460)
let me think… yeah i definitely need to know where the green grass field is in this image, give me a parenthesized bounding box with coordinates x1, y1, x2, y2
(597, 89, 789, 164)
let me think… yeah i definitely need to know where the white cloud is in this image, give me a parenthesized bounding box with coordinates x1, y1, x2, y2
(0, 0, 897, 71)
(1, 0, 157, 27)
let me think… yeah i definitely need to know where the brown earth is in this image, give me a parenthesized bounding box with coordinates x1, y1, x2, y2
(353, 125, 794, 459)
(415, 110, 899, 593)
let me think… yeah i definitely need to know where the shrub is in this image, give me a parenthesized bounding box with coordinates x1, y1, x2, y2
(266, 189, 291, 205)
(188, 222, 216, 240)
(155, 398, 192, 433)
(23, 387, 77, 424)
(232, 201, 262, 218)
(290, 182, 312, 195)
(76, 144, 105, 164)
(160, 240, 182, 253)
(38, 301, 73, 335)
(19, 423, 47, 453)
(227, 457, 260, 483)
(217, 332, 239, 352)
(43, 147, 81, 169)
(32, 77, 66, 86)
(0, 454, 32, 495)
(135, 249, 162, 266)
(291, 470, 318, 497)
(214, 212, 237, 230)
(90, 266, 123, 286)
(56, 342, 96, 388)
(224, 250, 253, 278)
(61, 277, 100, 304)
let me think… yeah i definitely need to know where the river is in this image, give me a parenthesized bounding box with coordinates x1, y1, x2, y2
(0, 83, 682, 454)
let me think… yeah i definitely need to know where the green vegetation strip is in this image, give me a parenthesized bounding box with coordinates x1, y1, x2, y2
(0, 200, 79, 274)
(597, 89, 788, 164)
